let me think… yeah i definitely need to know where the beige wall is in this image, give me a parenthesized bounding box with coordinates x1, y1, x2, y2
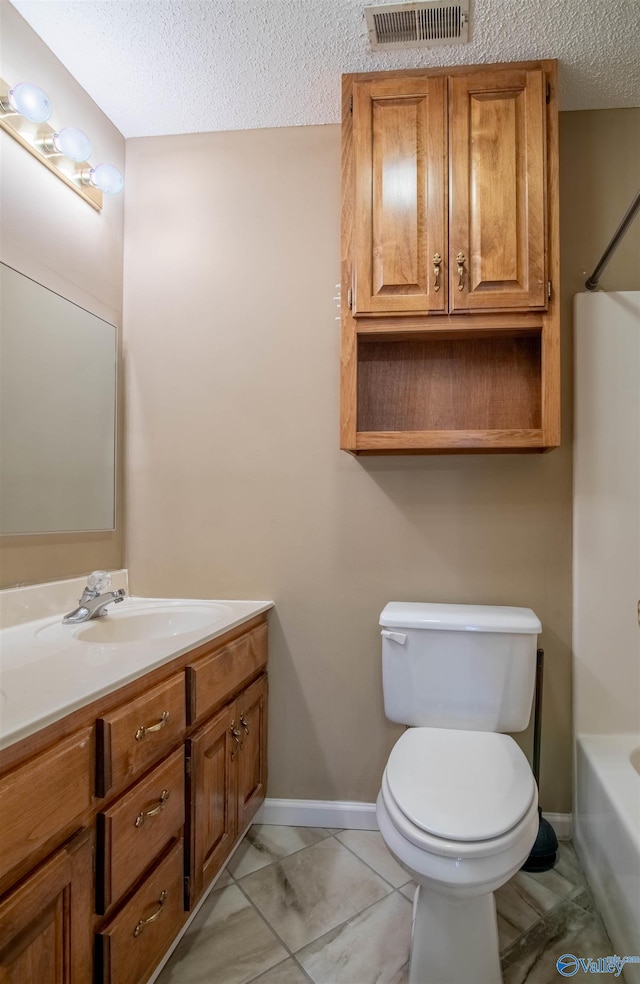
(0, 1, 125, 587)
(124, 122, 578, 812)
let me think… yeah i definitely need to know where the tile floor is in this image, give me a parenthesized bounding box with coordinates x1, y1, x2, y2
(156, 825, 614, 984)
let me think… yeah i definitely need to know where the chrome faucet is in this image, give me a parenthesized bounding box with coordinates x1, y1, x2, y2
(62, 571, 126, 624)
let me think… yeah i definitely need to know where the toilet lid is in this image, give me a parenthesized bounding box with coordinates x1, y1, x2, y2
(385, 728, 536, 842)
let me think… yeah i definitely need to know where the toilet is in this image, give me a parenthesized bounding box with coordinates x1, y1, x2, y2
(376, 602, 542, 984)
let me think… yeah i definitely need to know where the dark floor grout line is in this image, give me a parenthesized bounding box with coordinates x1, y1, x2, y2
(234, 874, 300, 960)
(329, 831, 413, 892)
(229, 827, 336, 881)
(244, 954, 316, 984)
(233, 848, 412, 982)
(186, 837, 601, 984)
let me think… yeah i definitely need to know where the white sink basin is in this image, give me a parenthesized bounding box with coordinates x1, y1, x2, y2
(36, 600, 234, 646)
(75, 605, 231, 644)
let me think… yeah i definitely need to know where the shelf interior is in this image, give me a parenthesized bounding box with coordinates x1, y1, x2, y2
(357, 333, 542, 432)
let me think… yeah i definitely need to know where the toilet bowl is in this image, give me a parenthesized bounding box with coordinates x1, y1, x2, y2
(376, 727, 539, 984)
(376, 602, 542, 984)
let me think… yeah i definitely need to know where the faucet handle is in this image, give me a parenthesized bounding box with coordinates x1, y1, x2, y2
(86, 570, 111, 593)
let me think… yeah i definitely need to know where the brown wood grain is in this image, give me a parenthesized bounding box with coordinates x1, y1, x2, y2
(541, 61, 561, 449)
(0, 617, 270, 984)
(97, 747, 185, 914)
(186, 703, 237, 906)
(0, 829, 93, 984)
(236, 675, 268, 833)
(352, 76, 446, 315)
(186, 622, 267, 726)
(340, 73, 357, 450)
(354, 429, 545, 452)
(0, 728, 93, 885)
(449, 68, 546, 312)
(95, 838, 186, 984)
(357, 335, 542, 431)
(96, 675, 186, 798)
(340, 59, 560, 454)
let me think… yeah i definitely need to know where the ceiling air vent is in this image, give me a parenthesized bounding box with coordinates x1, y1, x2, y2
(365, 1, 470, 49)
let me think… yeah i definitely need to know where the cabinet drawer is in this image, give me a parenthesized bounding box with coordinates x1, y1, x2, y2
(96, 675, 185, 797)
(96, 838, 186, 984)
(97, 747, 185, 913)
(0, 728, 93, 884)
(187, 623, 267, 724)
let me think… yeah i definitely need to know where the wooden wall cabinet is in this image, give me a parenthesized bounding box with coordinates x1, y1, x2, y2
(342, 60, 560, 454)
(0, 612, 269, 984)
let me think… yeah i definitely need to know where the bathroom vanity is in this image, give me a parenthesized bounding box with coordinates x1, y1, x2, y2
(0, 594, 271, 984)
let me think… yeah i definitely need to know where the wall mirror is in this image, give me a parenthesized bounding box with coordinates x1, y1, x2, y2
(0, 262, 117, 534)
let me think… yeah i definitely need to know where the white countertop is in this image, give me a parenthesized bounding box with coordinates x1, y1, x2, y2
(0, 595, 273, 750)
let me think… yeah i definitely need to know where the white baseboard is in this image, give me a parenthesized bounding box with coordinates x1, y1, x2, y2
(543, 812, 572, 841)
(255, 798, 573, 840)
(255, 798, 379, 830)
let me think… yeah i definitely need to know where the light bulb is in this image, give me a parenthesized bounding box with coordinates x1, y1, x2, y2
(7, 82, 51, 123)
(52, 127, 92, 162)
(87, 163, 124, 195)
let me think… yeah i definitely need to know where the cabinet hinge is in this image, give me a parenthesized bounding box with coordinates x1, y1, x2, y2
(546, 82, 551, 103)
(347, 287, 353, 310)
(185, 755, 191, 778)
(350, 95, 353, 114)
(184, 875, 191, 907)
(547, 280, 552, 300)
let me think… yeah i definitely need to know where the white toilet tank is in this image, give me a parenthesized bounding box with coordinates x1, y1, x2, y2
(380, 602, 541, 733)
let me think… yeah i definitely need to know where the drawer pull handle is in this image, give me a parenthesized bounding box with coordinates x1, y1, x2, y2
(134, 789, 170, 828)
(433, 252, 442, 292)
(240, 713, 250, 736)
(135, 711, 170, 742)
(133, 890, 167, 937)
(456, 251, 466, 291)
(230, 722, 243, 760)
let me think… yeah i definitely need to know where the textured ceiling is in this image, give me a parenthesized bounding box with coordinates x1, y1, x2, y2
(9, 0, 640, 138)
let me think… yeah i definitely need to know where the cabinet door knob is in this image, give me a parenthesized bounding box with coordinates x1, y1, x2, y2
(433, 253, 442, 292)
(239, 713, 250, 736)
(456, 252, 466, 291)
(135, 710, 169, 742)
(133, 890, 168, 937)
(134, 789, 170, 828)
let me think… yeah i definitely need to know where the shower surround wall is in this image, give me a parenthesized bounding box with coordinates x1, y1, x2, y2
(573, 291, 640, 973)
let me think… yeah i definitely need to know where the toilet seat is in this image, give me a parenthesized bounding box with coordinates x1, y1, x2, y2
(382, 728, 536, 859)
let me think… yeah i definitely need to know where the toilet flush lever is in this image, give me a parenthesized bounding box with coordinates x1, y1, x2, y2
(381, 630, 407, 645)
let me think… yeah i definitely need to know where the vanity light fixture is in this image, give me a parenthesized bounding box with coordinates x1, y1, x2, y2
(82, 162, 124, 195)
(0, 76, 124, 210)
(43, 126, 93, 163)
(0, 81, 51, 122)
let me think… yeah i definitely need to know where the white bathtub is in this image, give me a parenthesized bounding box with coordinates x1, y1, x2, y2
(575, 734, 640, 980)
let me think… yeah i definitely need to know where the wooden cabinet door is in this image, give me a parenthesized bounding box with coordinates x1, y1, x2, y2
(0, 830, 93, 984)
(352, 76, 447, 315)
(449, 68, 547, 312)
(236, 675, 268, 833)
(186, 702, 237, 906)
